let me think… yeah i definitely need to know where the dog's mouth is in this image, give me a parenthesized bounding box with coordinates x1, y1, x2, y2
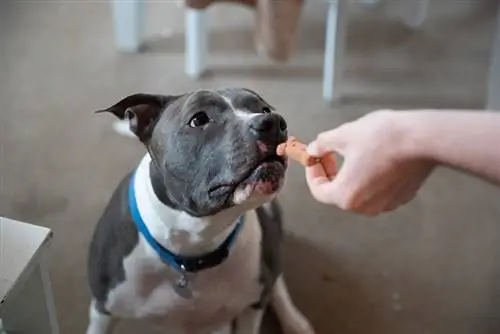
(259, 154, 286, 166)
(209, 152, 287, 205)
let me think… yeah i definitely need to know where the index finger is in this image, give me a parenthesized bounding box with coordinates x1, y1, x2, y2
(305, 154, 358, 208)
(306, 159, 329, 181)
(307, 141, 338, 179)
(305, 165, 341, 205)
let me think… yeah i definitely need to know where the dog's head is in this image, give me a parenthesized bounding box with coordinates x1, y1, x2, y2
(97, 88, 288, 217)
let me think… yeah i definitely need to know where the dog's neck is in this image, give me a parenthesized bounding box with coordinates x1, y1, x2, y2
(133, 154, 244, 257)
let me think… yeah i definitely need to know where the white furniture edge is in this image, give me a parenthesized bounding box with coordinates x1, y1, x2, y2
(185, 8, 208, 79)
(323, 0, 348, 103)
(40, 255, 60, 334)
(0, 217, 59, 334)
(322, 0, 430, 103)
(487, 4, 500, 110)
(109, 0, 499, 108)
(110, 0, 143, 52)
(1, 220, 52, 304)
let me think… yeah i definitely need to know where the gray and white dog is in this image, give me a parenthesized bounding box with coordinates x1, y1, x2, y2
(86, 88, 315, 334)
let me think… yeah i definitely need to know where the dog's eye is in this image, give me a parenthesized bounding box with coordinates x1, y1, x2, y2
(189, 112, 211, 128)
(262, 107, 272, 114)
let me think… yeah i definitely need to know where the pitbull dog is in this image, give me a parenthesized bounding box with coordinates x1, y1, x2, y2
(86, 88, 314, 334)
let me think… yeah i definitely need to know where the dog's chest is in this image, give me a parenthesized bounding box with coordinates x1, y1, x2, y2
(105, 211, 263, 331)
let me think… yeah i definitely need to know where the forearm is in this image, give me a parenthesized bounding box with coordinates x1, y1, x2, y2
(401, 110, 500, 185)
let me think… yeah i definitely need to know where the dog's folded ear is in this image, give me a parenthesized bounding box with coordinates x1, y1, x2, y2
(96, 94, 179, 142)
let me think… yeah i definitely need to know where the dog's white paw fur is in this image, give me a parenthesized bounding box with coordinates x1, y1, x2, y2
(272, 276, 315, 334)
(281, 313, 315, 334)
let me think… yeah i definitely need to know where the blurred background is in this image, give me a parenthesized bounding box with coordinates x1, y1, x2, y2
(1, 0, 500, 333)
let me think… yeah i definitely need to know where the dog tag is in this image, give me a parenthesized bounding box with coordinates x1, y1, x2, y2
(174, 266, 193, 299)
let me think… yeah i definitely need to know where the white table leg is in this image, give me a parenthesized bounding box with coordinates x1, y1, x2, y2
(359, 0, 381, 9)
(110, 0, 144, 52)
(40, 257, 59, 334)
(323, 0, 348, 104)
(402, 0, 429, 28)
(0, 256, 59, 334)
(487, 6, 500, 111)
(0, 319, 6, 334)
(185, 8, 208, 79)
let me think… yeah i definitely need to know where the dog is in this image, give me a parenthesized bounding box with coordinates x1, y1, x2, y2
(86, 88, 315, 334)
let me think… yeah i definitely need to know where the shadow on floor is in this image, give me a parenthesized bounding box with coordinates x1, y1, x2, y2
(274, 234, 385, 334)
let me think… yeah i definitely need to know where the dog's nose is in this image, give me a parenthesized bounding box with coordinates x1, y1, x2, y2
(249, 114, 287, 136)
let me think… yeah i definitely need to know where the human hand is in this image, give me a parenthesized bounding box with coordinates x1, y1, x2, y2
(305, 110, 435, 216)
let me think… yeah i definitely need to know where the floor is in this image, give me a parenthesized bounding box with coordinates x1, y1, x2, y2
(1, 1, 500, 333)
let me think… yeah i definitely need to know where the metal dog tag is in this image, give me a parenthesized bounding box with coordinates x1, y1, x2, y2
(174, 266, 193, 299)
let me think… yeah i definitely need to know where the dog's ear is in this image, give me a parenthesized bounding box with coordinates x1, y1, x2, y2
(96, 94, 179, 142)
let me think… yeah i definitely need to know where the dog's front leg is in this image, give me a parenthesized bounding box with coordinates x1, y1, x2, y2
(271, 275, 315, 334)
(85, 300, 117, 334)
(231, 307, 264, 334)
(212, 323, 232, 334)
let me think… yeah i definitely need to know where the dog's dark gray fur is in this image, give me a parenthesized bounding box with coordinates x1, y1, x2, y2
(88, 88, 287, 322)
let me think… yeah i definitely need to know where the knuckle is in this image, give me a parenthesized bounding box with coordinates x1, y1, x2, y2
(329, 184, 357, 210)
(337, 195, 357, 211)
(314, 193, 334, 206)
(311, 188, 337, 206)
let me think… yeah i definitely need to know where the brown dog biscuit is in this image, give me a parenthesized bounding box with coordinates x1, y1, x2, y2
(277, 137, 338, 178)
(276, 137, 320, 167)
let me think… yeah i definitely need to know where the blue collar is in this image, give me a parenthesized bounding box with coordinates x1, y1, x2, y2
(128, 170, 244, 274)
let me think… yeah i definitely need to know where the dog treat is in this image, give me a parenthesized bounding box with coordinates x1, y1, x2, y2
(276, 137, 320, 167)
(277, 137, 338, 177)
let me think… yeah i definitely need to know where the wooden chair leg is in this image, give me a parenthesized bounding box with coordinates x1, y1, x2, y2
(254, 0, 304, 61)
(110, 0, 144, 52)
(323, 0, 348, 104)
(185, 8, 208, 79)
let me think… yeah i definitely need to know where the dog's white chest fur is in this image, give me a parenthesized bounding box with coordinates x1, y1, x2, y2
(103, 155, 264, 333)
(106, 213, 262, 332)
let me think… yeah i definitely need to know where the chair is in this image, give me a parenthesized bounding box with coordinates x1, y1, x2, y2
(110, 0, 499, 109)
(322, 0, 430, 103)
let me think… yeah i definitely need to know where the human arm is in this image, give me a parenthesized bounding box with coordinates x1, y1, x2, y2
(401, 110, 500, 185)
(305, 110, 500, 215)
